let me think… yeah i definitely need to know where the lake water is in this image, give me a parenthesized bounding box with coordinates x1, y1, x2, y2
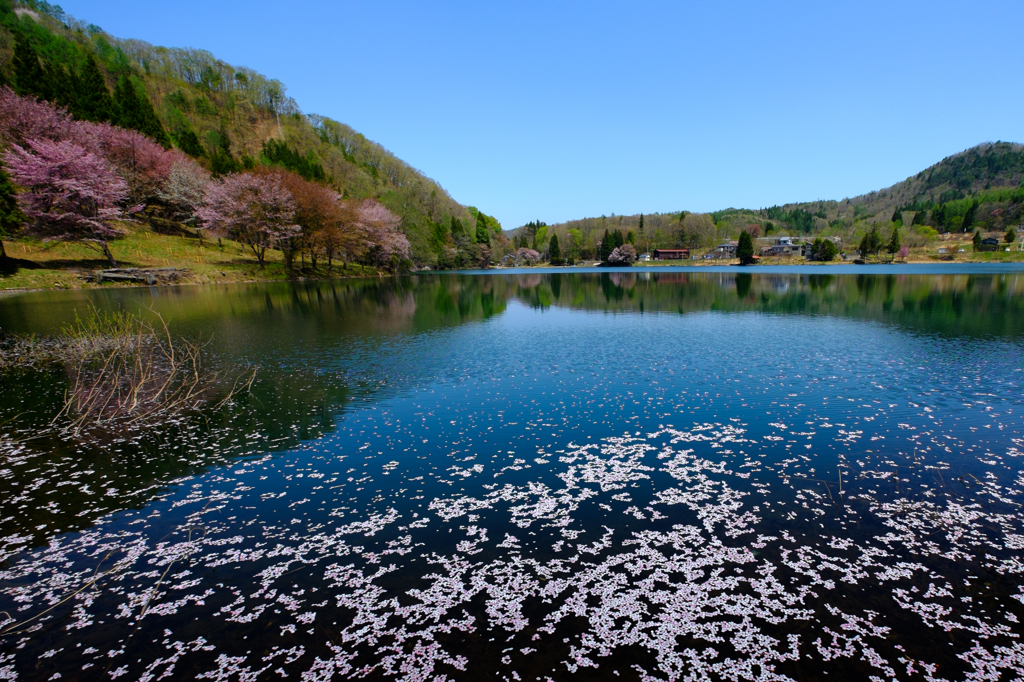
(0, 268, 1023, 681)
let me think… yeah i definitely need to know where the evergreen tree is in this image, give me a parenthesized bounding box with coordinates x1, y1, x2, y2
(737, 230, 755, 265)
(961, 200, 978, 233)
(76, 54, 113, 122)
(868, 226, 883, 255)
(858, 233, 871, 259)
(1006, 228, 1017, 244)
(858, 226, 883, 259)
(886, 225, 901, 261)
(172, 127, 206, 158)
(972, 229, 982, 251)
(549, 233, 561, 265)
(638, 213, 644, 235)
(113, 76, 144, 129)
(450, 216, 466, 244)
(600, 230, 613, 262)
(613, 230, 624, 248)
(475, 215, 489, 244)
(113, 76, 170, 147)
(0, 166, 25, 260)
(814, 239, 838, 262)
(735, 272, 752, 298)
(44, 63, 77, 112)
(209, 125, 241, 176)
(13, 32, 45, 98)
(626, 229, 635, 245)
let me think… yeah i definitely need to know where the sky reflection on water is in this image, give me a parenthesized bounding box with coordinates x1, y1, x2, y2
(0, 271, 1022, 681)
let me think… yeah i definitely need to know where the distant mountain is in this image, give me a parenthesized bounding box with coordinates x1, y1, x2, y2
(508, 142, 1024, 260)
(784, 141, 1024, 223)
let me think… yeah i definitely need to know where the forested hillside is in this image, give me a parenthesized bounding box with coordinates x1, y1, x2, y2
(512, 142, 1024, 262)
(0, 0, 502, 268)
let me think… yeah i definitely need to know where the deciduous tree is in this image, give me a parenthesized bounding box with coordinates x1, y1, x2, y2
(607, 243, 636, 264)
(0, 86, 75, 147)
(76, 122, 178, 204)
(158, 157, 210, 228)
(681, 213, 716, 250)
(514, 247, 540, 265)
(3, 137, 128, 266)
(358, 199, 410, 271)
(198, 172, 299, 267)
(264, 168, 358, 270)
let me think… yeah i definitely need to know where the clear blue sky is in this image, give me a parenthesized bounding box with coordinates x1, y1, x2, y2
(66, 0, 1024, 229)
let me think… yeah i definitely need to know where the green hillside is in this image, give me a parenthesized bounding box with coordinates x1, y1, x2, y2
(0, 0, 500, 266)
(511, 142, 1024, 262)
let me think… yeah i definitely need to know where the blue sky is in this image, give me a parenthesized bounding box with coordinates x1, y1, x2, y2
(66, 0, 1024, 229)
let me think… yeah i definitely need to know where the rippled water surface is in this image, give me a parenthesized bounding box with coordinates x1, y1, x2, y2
(0, 269, 1023, 681)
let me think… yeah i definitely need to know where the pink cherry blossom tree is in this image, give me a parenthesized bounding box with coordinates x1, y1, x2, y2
(2, 138, 128, 266)
(74, 122, 179, 205)
(608, 244, 636, 264)
(513, 247, 541, 265)
(0, 86, 75, 147)
(198, 172, 299, 267)
(357, 199, 410, 270)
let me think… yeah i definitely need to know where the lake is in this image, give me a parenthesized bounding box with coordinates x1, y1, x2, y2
(0, 267, 1022, 681)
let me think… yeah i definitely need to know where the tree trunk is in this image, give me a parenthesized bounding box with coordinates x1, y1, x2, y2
(102, 241, 117, 267)
(249, 244, 265, 267)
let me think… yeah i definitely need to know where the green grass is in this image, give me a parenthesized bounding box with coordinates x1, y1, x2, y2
(0, 225, 376, 291)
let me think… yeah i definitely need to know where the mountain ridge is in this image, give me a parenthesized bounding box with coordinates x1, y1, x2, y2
(506, 142, 1024, 261)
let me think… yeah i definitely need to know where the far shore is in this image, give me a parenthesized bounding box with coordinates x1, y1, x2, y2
(3, 247, 1024, 295)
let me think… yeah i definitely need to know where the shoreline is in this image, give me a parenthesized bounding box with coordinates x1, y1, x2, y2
(4, 259, 1024, 297)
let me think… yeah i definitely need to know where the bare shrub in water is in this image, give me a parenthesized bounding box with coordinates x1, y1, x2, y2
(0, 309, 254, 437)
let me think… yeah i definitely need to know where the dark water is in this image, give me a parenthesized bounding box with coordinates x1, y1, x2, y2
(0, 268, 1022, 681)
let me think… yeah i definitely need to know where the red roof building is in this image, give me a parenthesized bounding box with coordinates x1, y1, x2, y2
(653, 249, 690, 260)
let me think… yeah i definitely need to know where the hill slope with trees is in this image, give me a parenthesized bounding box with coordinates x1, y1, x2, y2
(510, 142, 1024, 263)
(0, 0, 504, 277)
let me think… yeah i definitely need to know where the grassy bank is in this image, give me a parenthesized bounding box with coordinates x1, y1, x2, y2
(0, 226, 377, 291)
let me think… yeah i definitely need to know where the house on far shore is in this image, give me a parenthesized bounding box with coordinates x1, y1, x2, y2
(708, 241, 739, 259)
(653, 248, 690, 260)
(760, 235, 804, 258)
(638, 253, 652, 262)
(978, 238, 1001, 252)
